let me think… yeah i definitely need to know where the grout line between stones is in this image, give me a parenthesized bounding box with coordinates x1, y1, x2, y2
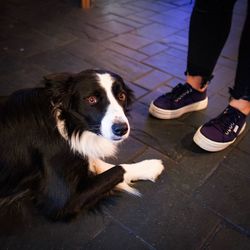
(104, 210, 157, 250)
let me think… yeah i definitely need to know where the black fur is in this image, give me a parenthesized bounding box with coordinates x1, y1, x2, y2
(0, 69, 133, 221)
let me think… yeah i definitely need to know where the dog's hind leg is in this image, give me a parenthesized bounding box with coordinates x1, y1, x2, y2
(90, 158, 165, 196)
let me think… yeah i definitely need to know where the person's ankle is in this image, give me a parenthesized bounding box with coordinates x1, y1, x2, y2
(186, 75, 208, 93)
(229, 99, 250, 116)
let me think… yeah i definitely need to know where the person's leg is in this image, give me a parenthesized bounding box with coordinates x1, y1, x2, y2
(229, 0, 250, 115)
(149, 0, 237, 119)
(187, 0, 237, 91)
(193, 0, 250, 151)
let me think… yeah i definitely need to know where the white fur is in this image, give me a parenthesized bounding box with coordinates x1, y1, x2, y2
(90, 158, 165, 196)
(97, 73, 130, 141)
(70, 131, 118, 159)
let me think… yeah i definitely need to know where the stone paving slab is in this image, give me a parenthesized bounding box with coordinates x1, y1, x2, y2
(126, 81, 148, 100)
(133, 23, 178, 41)
(194, 159, 250, 231)
(139, 42, 168, 56)
(93, 49, 152, 81)
(143, 51, 186, 78)
(104, 179, 220, 249)
(28, 49, 92, 73)
(102, 40, 148, 62)
(202, 225, 250, 250)
(112, 33, 153, 50)
(91, 20, 135, 34)
(0, 209, 110, 250)
(130, 1, 175, 13)
(134, 70, 172, 90)
(149, 11, 189, 29)
(237, 129, 250, 154)
(83, 221, 151, 250)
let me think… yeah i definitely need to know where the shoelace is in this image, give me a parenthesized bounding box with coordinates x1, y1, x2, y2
(165, 83, 192, 102)
(208, 107, 243, 135)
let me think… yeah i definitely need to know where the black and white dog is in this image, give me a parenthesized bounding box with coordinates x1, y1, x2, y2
(0, 69, 164, 220)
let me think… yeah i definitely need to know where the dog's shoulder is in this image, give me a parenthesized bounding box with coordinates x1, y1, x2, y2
(0, 87, 60, 162)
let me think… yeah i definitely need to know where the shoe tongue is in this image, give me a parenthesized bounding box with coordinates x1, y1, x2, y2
(169, 83, 188, 95)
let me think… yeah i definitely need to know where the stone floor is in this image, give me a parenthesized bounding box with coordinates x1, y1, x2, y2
(0, 0, 250, 249)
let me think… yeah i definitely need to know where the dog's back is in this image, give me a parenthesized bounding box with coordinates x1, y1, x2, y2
(0, 89, 51, 201)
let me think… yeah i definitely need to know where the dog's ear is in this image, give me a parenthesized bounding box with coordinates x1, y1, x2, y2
(44, 73, 76, 108)
(44, 73, 72, 84)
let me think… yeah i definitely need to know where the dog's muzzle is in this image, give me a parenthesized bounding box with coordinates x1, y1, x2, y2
(112, 122, 128, 137)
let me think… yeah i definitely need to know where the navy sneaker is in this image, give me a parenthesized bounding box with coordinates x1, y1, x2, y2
(149, 83, 208, 119)
(193, 105, 247, 152)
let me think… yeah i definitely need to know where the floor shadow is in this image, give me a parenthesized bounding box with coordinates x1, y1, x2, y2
(181, 132, 210, 154)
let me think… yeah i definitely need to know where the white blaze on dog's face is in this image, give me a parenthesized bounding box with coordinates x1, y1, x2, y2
(97, 73, 130, 142)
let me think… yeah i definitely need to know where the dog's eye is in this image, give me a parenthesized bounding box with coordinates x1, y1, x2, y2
(85, 96, 98, 105)
(118, 92, 126, 102)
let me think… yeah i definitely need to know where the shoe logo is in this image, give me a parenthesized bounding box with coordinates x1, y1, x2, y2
(233, 125, 239, 133)
(225, 123, 235, 135)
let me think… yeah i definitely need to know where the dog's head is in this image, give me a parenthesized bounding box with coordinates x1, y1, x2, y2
(44, 69, 133, 159)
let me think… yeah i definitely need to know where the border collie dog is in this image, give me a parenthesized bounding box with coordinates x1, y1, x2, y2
(0, 69, 164, 220)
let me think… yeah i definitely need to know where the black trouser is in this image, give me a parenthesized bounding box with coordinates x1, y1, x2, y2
(186, 0, 250, 101)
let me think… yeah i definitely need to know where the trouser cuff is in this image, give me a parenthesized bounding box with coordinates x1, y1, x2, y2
(229, 87, 250, 101)
(185, 71, 214, 88)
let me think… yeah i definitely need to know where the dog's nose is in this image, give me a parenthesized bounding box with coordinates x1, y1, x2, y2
(112, 122, 128, 136)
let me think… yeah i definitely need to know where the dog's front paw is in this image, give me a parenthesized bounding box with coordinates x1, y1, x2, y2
(140, 159, 164, 182)
(119, 159, 164, 195)
(122, 159, 164, 183)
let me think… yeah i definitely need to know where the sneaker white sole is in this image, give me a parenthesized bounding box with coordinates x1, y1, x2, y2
(149, 97, 208, 119)
(193, 122, 247, 152)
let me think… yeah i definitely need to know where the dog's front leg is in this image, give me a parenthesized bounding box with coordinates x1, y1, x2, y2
(90, 159, 164, 196)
